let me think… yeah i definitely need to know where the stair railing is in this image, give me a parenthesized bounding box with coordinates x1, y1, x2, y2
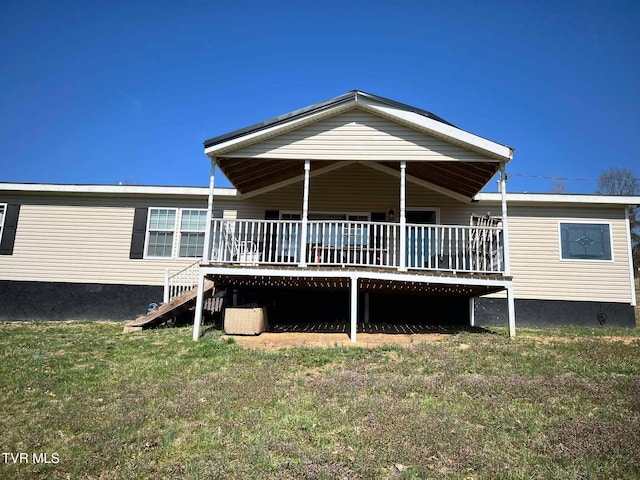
(163, 260, 202, 304)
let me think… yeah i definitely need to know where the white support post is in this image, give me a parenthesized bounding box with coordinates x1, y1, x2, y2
(350, 275, 358, 342)
(469, 296, 475, 327)
(299, 159, 311, 267)
(202, 158, 216, 264)
(192, 271, 206, 341)
(399, 161, 407, 271)
(499, 162, 511, 276)
(163, 268, 170, 304)
(506, 282, 516, 337)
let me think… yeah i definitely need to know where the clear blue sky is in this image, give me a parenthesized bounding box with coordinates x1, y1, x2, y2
(1, 0, 638, 194)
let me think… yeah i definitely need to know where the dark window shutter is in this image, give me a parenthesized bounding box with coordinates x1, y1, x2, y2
(0, 204, 20, 255)
(129, 207, 148, 259)
(265, 210, 279, 220)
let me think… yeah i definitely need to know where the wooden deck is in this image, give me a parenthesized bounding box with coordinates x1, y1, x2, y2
(269, 322, 473, 334)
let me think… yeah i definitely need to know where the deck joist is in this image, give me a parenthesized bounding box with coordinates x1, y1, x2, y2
(200, 263, 510, 297)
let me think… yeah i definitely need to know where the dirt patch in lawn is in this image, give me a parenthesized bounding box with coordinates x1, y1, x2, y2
(224, 331, 639, 350)
(221, 332, 448, 350)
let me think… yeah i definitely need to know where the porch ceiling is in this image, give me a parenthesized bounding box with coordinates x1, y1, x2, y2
(216, 157, 500, 198)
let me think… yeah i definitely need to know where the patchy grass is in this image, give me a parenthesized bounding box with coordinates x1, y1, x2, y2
(1, 322, 639, 479)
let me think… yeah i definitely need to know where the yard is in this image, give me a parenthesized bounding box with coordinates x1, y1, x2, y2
(1, 322, 639, 479)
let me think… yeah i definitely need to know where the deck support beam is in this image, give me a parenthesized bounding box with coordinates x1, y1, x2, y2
(500, 162, 516, 337)
(399, 160, 407, 271)
(499, 162, 511, 276)
(469, 296, 475, 327)
(350, 275, 358, 342)
(299, 159, 311, 267)
(506, 282, 516, 337)
(192, 271, 207, 341)
(203, 158, 216, 263)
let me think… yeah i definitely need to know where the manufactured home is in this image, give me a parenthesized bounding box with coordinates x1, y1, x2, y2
(0, 91, 637, 339)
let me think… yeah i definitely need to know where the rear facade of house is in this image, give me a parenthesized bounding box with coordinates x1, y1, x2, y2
(0, 91, 637, 334)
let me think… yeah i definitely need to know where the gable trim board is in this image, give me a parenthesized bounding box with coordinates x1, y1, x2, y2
(0, 181, 637, 326)
(205, 92, 513, 200)
(204, 91, 513, 161)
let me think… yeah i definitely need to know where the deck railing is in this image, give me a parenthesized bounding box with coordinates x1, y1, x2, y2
(164, 260, 201, 303)
(208, 219, 504, 274)
(163, 260, 223, 312)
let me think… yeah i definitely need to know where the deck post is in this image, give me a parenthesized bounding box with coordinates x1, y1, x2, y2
(163, 267, 170, 304)
(202, 158, 216, 263)
(499, 162, 511, 276)
(299, 159, 311, 267)
(506, 282, 516, 337)
(469, 296, 475, 327)
(192, 270, 206, 341)
(350, 275, 358, 342)
(399, 160, 407, 271)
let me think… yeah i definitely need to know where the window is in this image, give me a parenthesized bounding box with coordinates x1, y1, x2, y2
(145, 208, 207, 259)
(179, 210, 207, 258)
(146, 209, 176, 257)
(559, 222, 612, 261)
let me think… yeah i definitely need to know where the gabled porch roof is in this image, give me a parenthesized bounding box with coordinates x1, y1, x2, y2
(203, 90, 514, 200)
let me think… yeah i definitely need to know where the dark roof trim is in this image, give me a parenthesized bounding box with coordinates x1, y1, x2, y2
(203, 90, 457, 149)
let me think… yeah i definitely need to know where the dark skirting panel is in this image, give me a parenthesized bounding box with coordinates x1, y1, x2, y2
(476, 297, 636, 328)
(0, 280, 163, 321)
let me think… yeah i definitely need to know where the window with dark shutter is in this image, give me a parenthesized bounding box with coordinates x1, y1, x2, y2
(129, 207, 148, 259)
(0, 204, 20, 255)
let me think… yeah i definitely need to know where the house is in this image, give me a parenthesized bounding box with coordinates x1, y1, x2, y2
(0, 91, 637, 339)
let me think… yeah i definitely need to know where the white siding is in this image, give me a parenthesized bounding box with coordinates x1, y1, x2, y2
(225, 109, 496, 162)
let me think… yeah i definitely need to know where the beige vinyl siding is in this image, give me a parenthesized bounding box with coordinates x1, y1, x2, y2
(246, 170, 633, 304)
(505, 206, 632, 303)
(225, 109, 496, 163)
(247, 162, 471, 217)
(0, 194, 229, 286)
(2, 182, 633, 304)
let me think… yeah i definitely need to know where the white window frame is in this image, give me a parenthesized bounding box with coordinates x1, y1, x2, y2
(177, 209, 208, 259)
(557, 221, 614, 263)
(144, 207, 208, 259)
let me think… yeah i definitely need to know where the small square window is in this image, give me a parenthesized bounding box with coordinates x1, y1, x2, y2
(560, 223, 612, 261)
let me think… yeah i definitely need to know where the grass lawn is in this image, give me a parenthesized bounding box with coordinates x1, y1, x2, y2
(1, 323, 639, 479)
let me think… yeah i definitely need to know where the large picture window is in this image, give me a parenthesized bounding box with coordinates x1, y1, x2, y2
(145, 208, 207, 259)
(559, 222, 612, 261)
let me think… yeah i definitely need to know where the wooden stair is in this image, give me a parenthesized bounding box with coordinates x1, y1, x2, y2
(123, 280, 215, 333)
